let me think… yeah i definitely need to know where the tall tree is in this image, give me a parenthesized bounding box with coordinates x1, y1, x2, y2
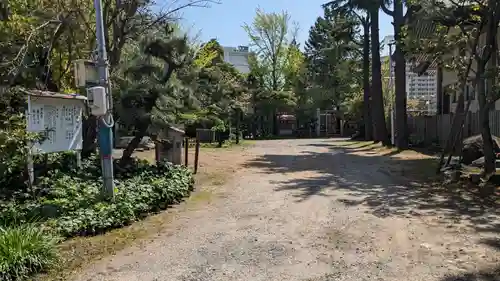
(367, 0, 390, 144)
(118, 28, 190, 162)
(324, 0, 372, 140)
(243, 8, 297, 135)
(304, 4, 361, 112)
(190, 38, 249, 145)
(243, 8, 290, 92)
(381, 0, 419, 149)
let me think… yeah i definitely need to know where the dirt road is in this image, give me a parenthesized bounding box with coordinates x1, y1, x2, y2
(74, 139, 500, 281)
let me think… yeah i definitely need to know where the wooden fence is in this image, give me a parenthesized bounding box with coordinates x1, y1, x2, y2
(407, 111, 500, 147)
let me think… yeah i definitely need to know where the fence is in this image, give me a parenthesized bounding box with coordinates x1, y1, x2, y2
(407, 110, 500, 147)
(195, 129, 216, 143)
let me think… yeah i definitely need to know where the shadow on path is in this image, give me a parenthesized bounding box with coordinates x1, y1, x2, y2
(243, 139, 500, 235)
(440, 238, 500, 281)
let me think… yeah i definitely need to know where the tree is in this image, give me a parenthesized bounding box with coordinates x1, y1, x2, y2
(405, 0, 500, 180)
(243, 8, 298, 135)
(366, 0, 390, 144)
(323, 0, 373, 140)
(191, 38, 249, 145)
(0, 0, 219, 157)
(193, 38, 225, 68)
(243, 8, 291, 92)
(304, 4, 361, 113)
(118, 28, 190, 162)
(381, 0, 419, 149)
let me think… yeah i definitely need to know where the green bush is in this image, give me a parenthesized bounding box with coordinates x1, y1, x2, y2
(0, 224, 59, 281)
(0, 152, 194, 280)
(0, 159, 194, 237)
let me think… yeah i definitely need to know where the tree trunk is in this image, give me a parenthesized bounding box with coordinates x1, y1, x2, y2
(436, 66, 444, 114)
(369, 7, 390, 145)
(393, 0, 408, 149)
(477, 1, 499, 179)
(362, 21, 373, 141)
(478, 68, 495, 177)
(121, 123, 148, 162)
(437, 24, 481, 173)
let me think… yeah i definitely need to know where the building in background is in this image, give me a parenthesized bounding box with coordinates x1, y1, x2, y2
(383, 54, 438, 114)
(222, 46, 250, 74)
(406, 64, 438, 113)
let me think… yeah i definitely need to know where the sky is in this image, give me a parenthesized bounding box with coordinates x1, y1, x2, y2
(178, 0, 394, 55)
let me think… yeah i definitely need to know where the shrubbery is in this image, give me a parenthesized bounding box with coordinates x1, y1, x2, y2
(0, 90, 192, 279)
(1, 154, 194, 231)
(0, 150, 195, 279)
(0, 224, 59, 281)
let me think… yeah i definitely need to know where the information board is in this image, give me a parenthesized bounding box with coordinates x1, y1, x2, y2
(27, 95, 85, 154)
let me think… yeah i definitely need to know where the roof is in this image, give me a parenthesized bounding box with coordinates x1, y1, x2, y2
(22, 89, 87, 101)
(278, 114, 296, 121)
(168, 126, 185, 134)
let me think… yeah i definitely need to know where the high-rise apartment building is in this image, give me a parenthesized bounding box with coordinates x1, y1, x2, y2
(406, 64, 437, 113)
(222, 46, 250, 74)
(383, 55, 438, 113)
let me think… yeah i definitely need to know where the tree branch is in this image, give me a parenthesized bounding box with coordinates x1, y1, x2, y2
(380, 1, 394, 17)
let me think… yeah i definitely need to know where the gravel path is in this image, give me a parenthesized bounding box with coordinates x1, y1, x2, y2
(74, 139, 500, 281)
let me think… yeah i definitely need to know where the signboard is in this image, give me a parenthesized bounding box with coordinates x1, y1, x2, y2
(27, 94, 86, 154)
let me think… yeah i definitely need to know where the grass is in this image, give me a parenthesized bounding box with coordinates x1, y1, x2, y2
(0, 224, 59, 281)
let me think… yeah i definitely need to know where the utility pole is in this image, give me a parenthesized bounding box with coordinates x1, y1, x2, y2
(94, 0, 115, 199)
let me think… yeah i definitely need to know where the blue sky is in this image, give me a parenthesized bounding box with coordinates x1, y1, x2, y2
(179, 0, 394, 55)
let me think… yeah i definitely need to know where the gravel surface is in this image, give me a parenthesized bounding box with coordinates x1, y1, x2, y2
(74, 139, 500, 281)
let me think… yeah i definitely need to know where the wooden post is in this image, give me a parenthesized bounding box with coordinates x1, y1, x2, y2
(155, 140, 161, 163)
(194, 137, 200, 174)
(184, 138, 189, 167)
(76, 150, 82, 169)
(236, 109, 240, 144)
(26, 144, 34, 190)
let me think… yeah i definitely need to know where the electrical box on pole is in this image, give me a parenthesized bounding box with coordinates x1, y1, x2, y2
(86, 86, 108, 116)
(74, 60, 98, 87)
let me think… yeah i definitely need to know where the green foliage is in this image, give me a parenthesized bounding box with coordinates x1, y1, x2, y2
(114, 28, 193, 150)
(243, 8, 306, 135)
(0, 88, 46, 192)
(0, 150, 193, 281)
(193, 38, 224, 68)
(0, 224, 59, 281)
(0, 156, 194, 237)
(185, 39, 250, 132)
(243, 8, 297, 93)
(304, 4, 362, 111)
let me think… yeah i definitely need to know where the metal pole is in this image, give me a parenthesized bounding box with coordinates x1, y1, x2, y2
(94, 0, 114, 199)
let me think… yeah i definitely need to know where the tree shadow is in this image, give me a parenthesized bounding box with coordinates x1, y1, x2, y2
(438, 239, 500, 280)
(440, 268, 500, 281)
(243, 140, 500, 234)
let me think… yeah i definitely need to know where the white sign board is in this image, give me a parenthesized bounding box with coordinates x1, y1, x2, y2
(27, 95, 85, 154)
